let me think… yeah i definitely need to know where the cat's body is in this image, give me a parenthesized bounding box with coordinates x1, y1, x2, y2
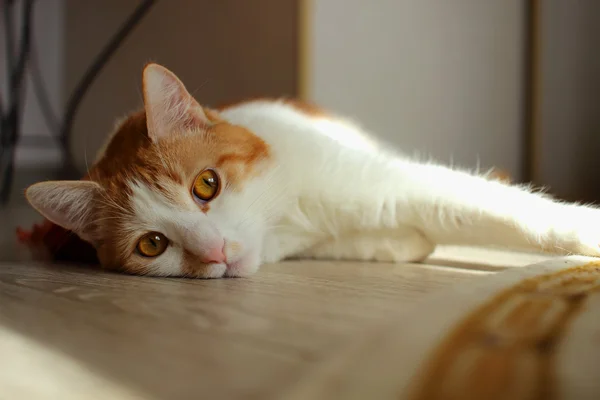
(224, 100, 600, 264)
(220, 99, 436, 264)
(25, 64, 600, 278)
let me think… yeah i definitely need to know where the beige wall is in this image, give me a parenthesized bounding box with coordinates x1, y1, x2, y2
(307, 0, 525, 180)
(24, 0, 527, 180)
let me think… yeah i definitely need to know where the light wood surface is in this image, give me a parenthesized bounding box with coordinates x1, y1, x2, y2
(0, 247, 550, 399)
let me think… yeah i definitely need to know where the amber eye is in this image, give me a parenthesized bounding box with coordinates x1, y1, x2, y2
(136, 232, 169, 257)
(192, 169, 220, 201)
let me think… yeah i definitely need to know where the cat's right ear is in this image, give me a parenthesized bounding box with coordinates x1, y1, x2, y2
(142, 63, 209, 142)
(25, 181, 101, 242)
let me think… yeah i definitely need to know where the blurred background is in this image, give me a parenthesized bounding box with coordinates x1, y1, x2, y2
(1, 0, 600, 254)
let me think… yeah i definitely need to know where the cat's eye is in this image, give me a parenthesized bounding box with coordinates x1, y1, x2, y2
(192, 169, 220, 201)
(136, 232, 169, 257)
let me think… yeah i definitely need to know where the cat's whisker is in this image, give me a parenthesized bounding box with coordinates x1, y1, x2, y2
(90, 215, 127, 224)
(135, 81, 144, 105)
(190, 80, 209, 97)
(236, 167, 288, 229)
(236, 180, 279, 226)
(239, 168, 282, 213)
(96, 190, 130, 213)
(96, 195, 132, 217)
(139, 129, 171, 172)
(154, 143, 170, 172)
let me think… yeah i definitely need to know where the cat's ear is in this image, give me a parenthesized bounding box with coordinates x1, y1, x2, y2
(142, 63, 209, 141)
(25, 181, 101, 242)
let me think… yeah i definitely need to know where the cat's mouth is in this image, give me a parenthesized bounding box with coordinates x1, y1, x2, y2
(183, 241, 259, 278)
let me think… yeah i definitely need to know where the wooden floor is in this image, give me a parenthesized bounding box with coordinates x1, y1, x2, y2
(0, 245, 550, 400)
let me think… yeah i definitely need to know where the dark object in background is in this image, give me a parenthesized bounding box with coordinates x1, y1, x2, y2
(0, 0, 156, 204)
(17, 219, 98, 265)
(1, 0, 35, 204)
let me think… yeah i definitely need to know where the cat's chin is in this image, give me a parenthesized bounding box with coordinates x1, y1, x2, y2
(184, 255, 259, 279)
(223, 253, 260, 278)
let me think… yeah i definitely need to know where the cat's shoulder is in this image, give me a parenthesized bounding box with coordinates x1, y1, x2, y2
(215, 97, 380, 153)
(214, 96, 342, 135)
(215, 97, 327, 118)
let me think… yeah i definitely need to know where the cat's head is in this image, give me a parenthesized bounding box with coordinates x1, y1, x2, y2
(25, 64, 281, 278)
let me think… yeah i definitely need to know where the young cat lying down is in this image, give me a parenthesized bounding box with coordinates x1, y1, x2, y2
(23, 63, 600, 278)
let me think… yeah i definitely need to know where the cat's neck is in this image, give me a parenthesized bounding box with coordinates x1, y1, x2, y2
(219, 100, 324, 190)
(221, 99, 389, 197)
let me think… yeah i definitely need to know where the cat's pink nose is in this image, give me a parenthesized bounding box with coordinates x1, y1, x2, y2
(200, 246, 226, 264)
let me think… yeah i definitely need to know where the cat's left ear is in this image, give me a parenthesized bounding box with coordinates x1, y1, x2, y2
(142, 63, 209, 142)
(25, 180, 101, 243)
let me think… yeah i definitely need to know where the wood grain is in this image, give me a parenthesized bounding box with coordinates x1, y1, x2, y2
(0, 248, 544, 399)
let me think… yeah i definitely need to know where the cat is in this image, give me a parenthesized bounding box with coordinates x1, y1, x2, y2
(24, 63, 600, 278)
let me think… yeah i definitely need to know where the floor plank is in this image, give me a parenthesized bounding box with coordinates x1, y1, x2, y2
(0, 259, 488, 400)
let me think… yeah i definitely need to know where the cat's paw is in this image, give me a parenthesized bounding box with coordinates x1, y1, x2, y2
(549, 208, 600, 257)
(562, 229, 600, 257)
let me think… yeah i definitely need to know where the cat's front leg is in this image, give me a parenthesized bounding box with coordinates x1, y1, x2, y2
(396, 161, 600, 257)
(298, 228, 436, 262)
(260, 227, 322, 264)
(526, 203, 600, 256)
(260, 203, 436, 263)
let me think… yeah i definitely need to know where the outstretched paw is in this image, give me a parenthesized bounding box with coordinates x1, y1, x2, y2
(550, 209, 600, 257)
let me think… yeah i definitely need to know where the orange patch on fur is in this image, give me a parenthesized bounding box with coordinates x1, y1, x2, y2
(490, 168, 512, 184)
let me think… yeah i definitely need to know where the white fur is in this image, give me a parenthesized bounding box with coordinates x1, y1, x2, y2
(217, 99, 600, 265)
(27, 95, 600, 278)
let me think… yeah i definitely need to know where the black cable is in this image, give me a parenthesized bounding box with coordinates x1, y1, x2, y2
(2, 0, 15, 120)
(29, 1, 159, 144)
(28, 30, 61, 139)
(3, 0, 33, 142)
(10, 0, 33, 95)
(1, 0, 16, 141)
(0, 0, 34, 204)
(0, 0, 157, 203)
(59, 0, 157, 179)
